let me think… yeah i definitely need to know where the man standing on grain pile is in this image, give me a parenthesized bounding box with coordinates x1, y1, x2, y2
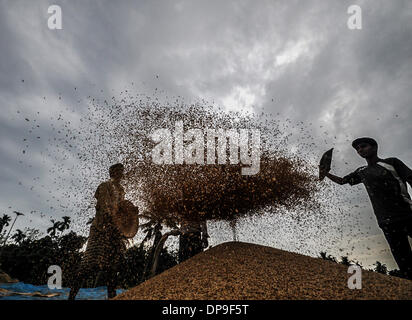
(68, 163, 128, 299)
(321, 138, 412, 280)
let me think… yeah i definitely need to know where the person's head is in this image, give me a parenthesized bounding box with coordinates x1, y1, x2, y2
(352, 137, 378, 159)
(109, 163, 125, 181)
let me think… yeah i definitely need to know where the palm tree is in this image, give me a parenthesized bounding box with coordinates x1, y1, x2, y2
(139, 220, 156, 250)
(136, 212, 177, 281)
(150, 229, 182, 278)
(138, 211, 167, 250)
(140, 222, 163, 281)
(11, 229, 26, 244)
(2, 211, 24, 246)
(0, 214, 11, 234)
(47, 219, 61, 238)
(319, 251, 337, 263)
(340, 256, 351, 266)
(388, 269, 403, 278)
(373, 261, 388, 275)
(57, 216, 71, 233)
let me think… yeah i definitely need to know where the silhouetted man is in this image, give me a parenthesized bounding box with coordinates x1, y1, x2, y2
(322, 138, 412, 279)
(68, 163, 127, 299)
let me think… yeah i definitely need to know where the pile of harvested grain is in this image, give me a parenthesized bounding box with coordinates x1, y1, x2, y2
(115, 242, 412, 300)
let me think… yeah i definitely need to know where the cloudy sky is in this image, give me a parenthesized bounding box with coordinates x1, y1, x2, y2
(1, 0, 412, 270)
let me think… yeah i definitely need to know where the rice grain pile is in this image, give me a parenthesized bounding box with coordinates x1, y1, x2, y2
(115, 242, 412, 300)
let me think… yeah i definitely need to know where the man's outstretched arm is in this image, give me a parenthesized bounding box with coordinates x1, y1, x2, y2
(321, 166, 361, 186)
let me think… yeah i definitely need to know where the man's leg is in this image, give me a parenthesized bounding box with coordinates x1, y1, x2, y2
(68, 266, 92, 300)
(68, 282, 81, 300)
(103, 250, 123, 299)
(180, 232, 202, 262)
(179, 232, 203, 263)
(107, 278, 117, 299)
(179, 234, 189, 263)
(382, 225, 412, 279)
(93, 270, 104, 288)
(103, 267, 118, 299)
(188, 232, 203, 257)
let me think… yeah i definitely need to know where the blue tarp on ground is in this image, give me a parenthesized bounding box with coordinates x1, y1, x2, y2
(0, 282, 125, 300)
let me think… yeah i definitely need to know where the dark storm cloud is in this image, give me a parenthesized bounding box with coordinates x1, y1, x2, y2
(0, 0, 411, 266)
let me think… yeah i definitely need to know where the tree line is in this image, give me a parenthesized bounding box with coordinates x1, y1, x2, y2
(0, 213, 177, 288)
(318, 251, 404, 278)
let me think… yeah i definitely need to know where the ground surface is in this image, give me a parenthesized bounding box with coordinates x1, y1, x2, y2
(0, 282, 125, 300)
(116, 241, 412, 300)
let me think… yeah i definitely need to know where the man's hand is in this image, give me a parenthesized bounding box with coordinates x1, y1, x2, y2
(319, 165, 328, 175)
(319, 165, 330, 181)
